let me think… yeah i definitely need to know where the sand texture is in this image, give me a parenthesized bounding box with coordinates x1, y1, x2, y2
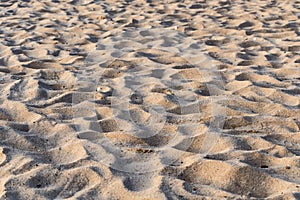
(0, 0, 300, 199)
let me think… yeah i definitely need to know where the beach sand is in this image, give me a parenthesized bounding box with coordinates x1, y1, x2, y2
(0, 0, 300, 199)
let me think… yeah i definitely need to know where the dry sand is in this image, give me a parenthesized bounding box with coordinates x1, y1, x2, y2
(0, 0, 300, 199)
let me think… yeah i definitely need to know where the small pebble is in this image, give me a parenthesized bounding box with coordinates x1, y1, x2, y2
(96, 86, 112, 95)
(130, 93, 143, 104)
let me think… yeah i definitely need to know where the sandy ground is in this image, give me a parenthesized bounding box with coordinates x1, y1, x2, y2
(0, 0, 300, 199)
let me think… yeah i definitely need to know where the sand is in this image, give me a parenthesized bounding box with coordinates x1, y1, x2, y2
(0, 0, 300, 199)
